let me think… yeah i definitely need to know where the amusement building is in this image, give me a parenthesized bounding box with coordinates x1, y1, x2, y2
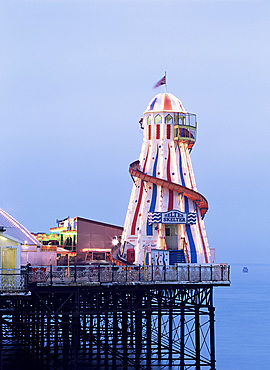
(0, 87, 229, 370)
(1, 91, 214, 269)
(118, 92, 215, 266)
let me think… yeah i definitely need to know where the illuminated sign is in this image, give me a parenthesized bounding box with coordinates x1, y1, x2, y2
(148, 210, 196, 225)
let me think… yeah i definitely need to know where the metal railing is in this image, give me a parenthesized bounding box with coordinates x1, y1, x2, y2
(0, 264, 230, 291)
(0, 269, 27, 292)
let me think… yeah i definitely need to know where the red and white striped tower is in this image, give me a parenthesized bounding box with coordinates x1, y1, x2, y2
(120, 92, 211, 265)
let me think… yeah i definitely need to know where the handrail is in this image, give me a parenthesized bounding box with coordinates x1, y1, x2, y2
(0, 264, 230, 291)
(129, 160, 208, 217)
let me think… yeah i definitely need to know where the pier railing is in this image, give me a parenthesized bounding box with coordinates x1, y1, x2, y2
(0, 264, 230, 292)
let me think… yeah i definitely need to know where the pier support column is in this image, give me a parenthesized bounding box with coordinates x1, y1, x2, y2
(181, 306, 185, 370)
(97, 313, 101, 362)
(135, 310, 142, 368)
(195, 305, 200, 370)
(89, 314, 93, 359)
(54, 315, 59, 367)
(62, 313, 70, 369)
(104, 312, 109, 367)
(112, 311, 118, 368)
(122, 311, 128, 368)
(158, 308, 162, 361)
(209, 306, 216, 370)
(146, 309, 151, 369)
(71, 313, 80, 370)
(169, 308, 173, 366)
(46, 314, 51, 361)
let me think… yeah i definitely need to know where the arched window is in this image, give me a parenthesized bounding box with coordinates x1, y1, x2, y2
(147, 116, 152, 140)
(154, 115, 162, 125)
(165, 114, 173, 124)
(165, 115, 173, 140)
(154, 115, 161, 139)
(180, 115, 186, 124)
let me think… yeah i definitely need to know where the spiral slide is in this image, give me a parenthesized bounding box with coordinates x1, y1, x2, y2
(110, 244, 131, 266)
(111, 159, 209, 265)
(129, 160, 208, 218)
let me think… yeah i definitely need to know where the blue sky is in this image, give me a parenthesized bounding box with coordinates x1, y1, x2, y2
(1, 0, 270, 264)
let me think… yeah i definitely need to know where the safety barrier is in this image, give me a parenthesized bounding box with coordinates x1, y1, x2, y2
(0, 264, 230, 291)
(0, 269, 27, 292)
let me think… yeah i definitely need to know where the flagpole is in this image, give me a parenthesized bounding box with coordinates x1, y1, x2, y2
(165, 71, 167, 93)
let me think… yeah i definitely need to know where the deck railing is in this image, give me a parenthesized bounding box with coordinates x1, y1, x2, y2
(0, 270, 27, 291)
(0, 264, 230, 292)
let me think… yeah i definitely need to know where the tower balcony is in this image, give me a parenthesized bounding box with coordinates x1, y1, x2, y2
(174, 112, 197, 149)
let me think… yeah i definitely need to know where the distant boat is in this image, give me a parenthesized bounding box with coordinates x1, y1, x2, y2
(243, 267, 248, 273)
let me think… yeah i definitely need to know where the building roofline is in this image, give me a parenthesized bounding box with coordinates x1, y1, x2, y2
(76, 217, 123, 230)
(0, 232, 22, 244)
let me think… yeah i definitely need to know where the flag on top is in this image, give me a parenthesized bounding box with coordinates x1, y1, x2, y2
(153, 74, 166, 88)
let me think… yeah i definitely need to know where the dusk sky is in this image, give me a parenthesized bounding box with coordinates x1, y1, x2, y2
(1, 0, 270, 264)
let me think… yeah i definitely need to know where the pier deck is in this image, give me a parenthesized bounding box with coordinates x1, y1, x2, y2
(0, 264, 229, 369)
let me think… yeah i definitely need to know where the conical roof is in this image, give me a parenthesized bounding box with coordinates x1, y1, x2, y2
(0, 208, 40, 246)
(144, 93, 187, 114)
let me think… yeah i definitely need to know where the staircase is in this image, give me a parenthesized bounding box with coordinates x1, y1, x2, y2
(169, 250, 186, 264)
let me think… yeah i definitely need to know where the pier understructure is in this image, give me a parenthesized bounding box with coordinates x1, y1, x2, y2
(0, 264, 229, 369)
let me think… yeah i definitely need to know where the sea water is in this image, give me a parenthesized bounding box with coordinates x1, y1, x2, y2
(215, 264, 270, 369)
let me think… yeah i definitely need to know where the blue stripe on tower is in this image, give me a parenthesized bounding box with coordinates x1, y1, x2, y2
(147, 146, 159, 235)
(185, 197, 197, 263)
(179, 146, 185, 186)
(150, 97, 157, 110)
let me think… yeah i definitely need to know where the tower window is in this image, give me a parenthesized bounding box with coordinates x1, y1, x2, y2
(147, 116, 152, 125)
(155, 115, 161, 140)
(156, 124, 160, 139)
(180, 115, 186, 124)
(154, 114, 162, 125)
(148, 125, 151, 140)
(165, 114, 173, 124)
(166, 125, 171, 139)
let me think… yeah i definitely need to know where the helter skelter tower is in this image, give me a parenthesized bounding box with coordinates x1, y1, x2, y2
(120, 91, 212, 265)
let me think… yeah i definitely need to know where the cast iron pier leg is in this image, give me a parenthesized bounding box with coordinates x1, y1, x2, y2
(146, 309, 151, 369)
(62, 313, 70, 369)
(169, 308, 173, 366)
(135, 310, 142, 369)
(113, 311, 118, 368)
(195, 305, 200, 370)
(97, 313, 101, 363)
(210, 306, 216, 370)
(104, 312, 109, 367)
(158, 308, 162, 361)
(181, 306, 185, 370)
(122, 311, 128, 368)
